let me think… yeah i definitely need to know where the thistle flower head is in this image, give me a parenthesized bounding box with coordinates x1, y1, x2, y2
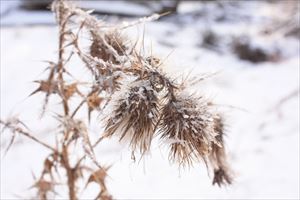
(159, 93, 221, 167)
(104, 79, 159, 154)
(209, 114, 233, 186)
(90, 30, 128, 64)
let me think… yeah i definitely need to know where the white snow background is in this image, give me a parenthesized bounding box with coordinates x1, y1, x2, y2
(1, 1, 299, 199)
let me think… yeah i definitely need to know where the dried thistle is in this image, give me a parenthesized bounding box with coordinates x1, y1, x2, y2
(90, 31, 128, 64)
(1, 1, 234, 199)
(159, 93, 220, 167)
(209, 115, 233, 186)
(104, 79, 159, 154)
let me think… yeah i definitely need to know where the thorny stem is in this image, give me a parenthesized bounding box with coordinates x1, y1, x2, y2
(56, 1, 76, 199)
(57, 1, 69, 116)
(61, 143, 77, 200)
(61, 144, 77, 200)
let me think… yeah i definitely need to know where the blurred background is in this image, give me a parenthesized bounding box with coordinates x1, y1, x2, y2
(1, 0, 299, 199)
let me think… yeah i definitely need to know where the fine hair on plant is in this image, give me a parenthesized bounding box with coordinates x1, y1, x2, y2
(1, 0, 233, 199)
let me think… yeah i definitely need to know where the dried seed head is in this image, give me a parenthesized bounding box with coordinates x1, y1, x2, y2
(159, 93, 220, 167)
(104, 80, 159, 154)
(90, 38, 111, 62)
(213, 168, 232, 187)
(90, 31, 128, 64)
(105, 31, 128, 56)
(209, 114, 233, 186)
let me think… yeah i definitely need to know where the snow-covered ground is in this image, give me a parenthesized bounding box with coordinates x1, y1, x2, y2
(1, 1, 299, 199)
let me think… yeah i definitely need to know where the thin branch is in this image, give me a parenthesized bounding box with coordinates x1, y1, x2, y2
(0, 120, 56, 152)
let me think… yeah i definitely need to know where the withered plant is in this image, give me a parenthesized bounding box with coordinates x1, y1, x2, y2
(1, 0, 233, 199)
